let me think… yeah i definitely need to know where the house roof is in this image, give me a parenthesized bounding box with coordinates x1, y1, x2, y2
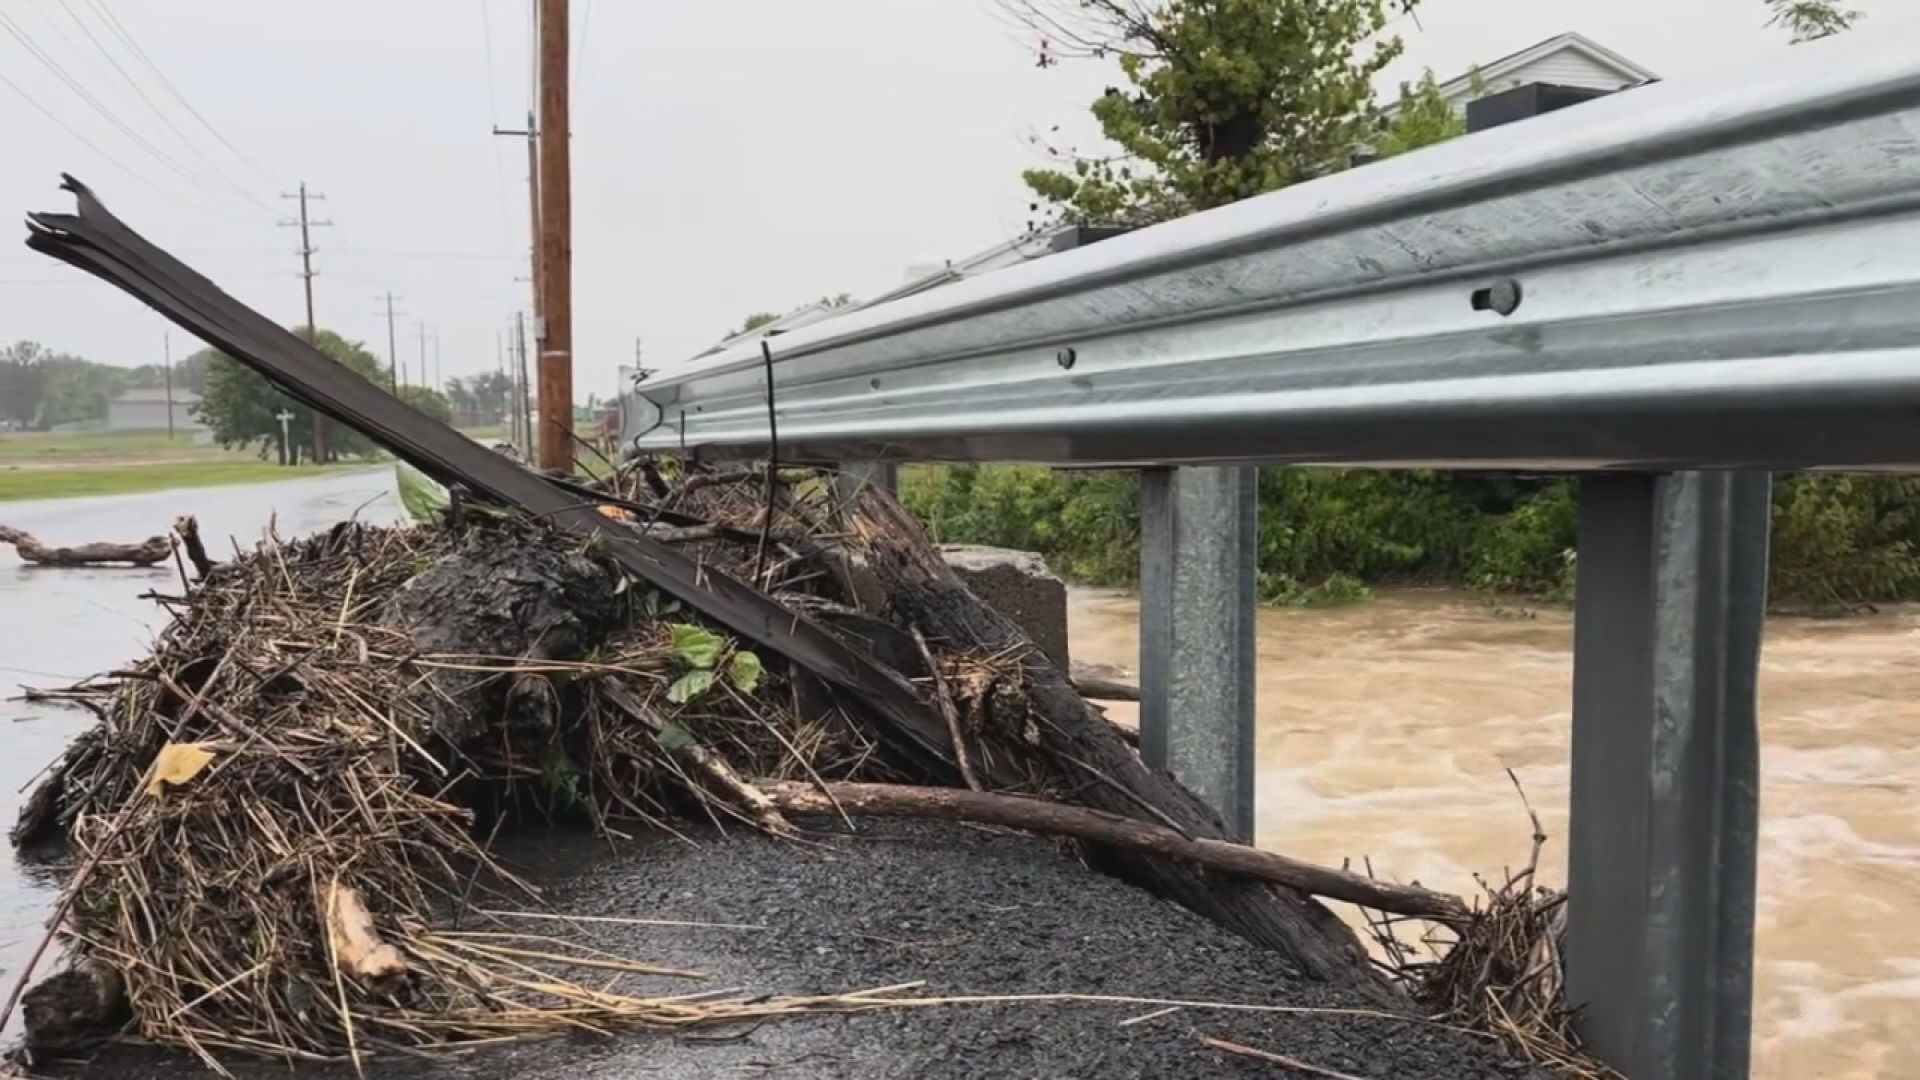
(1430, 31, 1658, 103)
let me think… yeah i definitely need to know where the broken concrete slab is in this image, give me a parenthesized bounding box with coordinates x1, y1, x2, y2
(937, 545, 1070, 668)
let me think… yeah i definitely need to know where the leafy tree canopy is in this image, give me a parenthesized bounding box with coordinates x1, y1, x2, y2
(1766, 0, 1860, 41)
(1014, 0, 1415, 224)
(194, 328, 384, 463)
(1371, 69, 1467, 159)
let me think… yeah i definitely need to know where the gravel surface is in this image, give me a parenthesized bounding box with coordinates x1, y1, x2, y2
(58, 818, 1545, 1079)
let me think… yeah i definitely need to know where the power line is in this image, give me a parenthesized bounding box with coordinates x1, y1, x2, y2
(478, 0, 518, 261)
(0, 9, 267, 220)
(0, 63, 212, 211)
(84, 0, 276, 184)
(52, 0, 276, 216)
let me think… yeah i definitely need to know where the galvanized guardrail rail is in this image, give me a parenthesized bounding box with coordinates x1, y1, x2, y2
(625, 32, 1920, 1080)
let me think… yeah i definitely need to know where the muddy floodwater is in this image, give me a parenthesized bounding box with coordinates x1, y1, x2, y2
(1, 469, 1914, 1077)
(1076, 590, 1920, 1080)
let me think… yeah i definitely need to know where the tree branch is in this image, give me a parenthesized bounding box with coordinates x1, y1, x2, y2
(758, 780, 1470, 923)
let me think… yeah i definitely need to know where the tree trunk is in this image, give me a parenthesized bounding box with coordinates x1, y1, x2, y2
(838, 486, 1378, 986)
(0, 526, 172, 567)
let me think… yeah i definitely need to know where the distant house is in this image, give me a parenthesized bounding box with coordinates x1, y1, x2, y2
(1389, 31, 1658, 119)
(106, 387, 205, 432)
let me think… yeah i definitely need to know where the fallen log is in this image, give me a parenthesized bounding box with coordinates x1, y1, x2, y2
(838, 485, 1377, 985)
(0, 525, 171, 567)
(1071, 667, 1142, 702)
(761, 781, 1470, 923)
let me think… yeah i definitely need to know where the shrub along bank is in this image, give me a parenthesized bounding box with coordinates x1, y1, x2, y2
(901, 466, 1920, 611)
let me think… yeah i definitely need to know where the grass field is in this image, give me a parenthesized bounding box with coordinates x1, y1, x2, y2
(0, 429, 248, 465)
(0, 461, 367, 502)
(0, 425, 539, 502)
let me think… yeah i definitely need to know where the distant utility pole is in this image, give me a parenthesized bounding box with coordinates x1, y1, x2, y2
(416, 322, 429, 393)
(280, 182, 332, 459)
(536, 0, 573, 471)
(514, 310, 533, 458)
(162, 332, 174, 440)
(493, 114, 544, 329)
(375, 292, 404, 392)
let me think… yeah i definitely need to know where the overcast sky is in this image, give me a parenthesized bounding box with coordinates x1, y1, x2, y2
(0, 0, 1907, 401)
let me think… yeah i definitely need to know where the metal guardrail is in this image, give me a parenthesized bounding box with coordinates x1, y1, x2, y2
(621, 32, 1920, 1080)
(630, 35, 1920, 472)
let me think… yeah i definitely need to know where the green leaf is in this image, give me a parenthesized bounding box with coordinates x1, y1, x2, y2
(656, 720, 696, 752)
(667, 669, 716, 704)
(668, 623, 725, 669)
(727, 651, 764, 694)
(395, 463, 449, 524)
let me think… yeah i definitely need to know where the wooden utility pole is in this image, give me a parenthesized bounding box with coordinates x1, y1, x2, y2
(536, 0, 572, 471)
(280, 182, 331, 460)
(162, 332, 174, 440)
(375, 292, 404, 392)
(514, 310, 533, 458)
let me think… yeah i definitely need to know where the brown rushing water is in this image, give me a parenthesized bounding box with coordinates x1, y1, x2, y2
(1071, 588, 1920, 1080)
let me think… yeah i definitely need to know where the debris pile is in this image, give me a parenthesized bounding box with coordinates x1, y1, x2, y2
(3, 171, 1616, 1078)
(6, 465, 1606, 1075)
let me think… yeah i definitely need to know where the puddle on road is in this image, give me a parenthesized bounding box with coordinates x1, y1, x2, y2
(1073, 588, 1920, 1080)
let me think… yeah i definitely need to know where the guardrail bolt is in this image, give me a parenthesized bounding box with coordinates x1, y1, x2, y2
(1472, 278, 1524, 316)
(1056, 347, 1077, 370)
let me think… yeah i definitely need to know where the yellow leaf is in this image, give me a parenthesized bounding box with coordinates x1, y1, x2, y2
(596, 504, 634, 523)
(146, 742, 216, 797)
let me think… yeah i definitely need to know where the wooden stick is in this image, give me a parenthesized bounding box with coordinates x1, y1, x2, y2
(757, 781, 1470, 923)
(598, 681, 793, 835)
(911, 628, 981, 792)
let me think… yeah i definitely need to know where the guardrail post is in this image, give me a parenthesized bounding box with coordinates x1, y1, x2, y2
(1567, 471, 1770, 1080)
(1139, 465, 1258, 841)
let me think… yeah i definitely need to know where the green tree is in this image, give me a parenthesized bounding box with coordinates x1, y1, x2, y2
(1766, 0, 1859, 41)
(34, 353, 125, 428)
(739, 312, 780, 333)
(0, 342, 52, 428)
(1012, 0, 1413, 224)
(1372, 69, 1467, 159)
(399, 385, 453, 424)
(194, 329, 385, 464)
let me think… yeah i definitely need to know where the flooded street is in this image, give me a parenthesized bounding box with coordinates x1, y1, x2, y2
(0, 468, 404, 1032)
(1075, 589, 1920, 1080)
(1, 473, 1913, 1076)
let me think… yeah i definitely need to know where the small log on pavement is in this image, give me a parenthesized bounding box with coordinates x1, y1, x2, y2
(838, 485, 1376, 985)
(761, 781, 1470, 923)
(0, 525, 172, 567)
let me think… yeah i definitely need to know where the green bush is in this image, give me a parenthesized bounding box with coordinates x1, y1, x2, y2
(902, 465, 1920, 610)
(1770, 474, 1920, 608)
